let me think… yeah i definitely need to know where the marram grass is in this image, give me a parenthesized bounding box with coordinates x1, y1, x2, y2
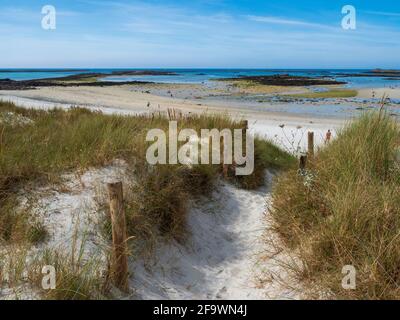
(0, 101, 294, 299)
(271, 111, 400, 299)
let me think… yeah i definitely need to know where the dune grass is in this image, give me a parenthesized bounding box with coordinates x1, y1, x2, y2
(32, 248, 107, 300)
(0, 101, 293, 242)
(0, 101, 294, 299)
(1, 242, 107, 300)
(271, 111, 400, 299)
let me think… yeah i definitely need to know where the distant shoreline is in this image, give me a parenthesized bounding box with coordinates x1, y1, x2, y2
(1, 69, 400, 88)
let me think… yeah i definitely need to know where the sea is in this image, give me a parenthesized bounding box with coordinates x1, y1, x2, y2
(1, 69, 400, 89)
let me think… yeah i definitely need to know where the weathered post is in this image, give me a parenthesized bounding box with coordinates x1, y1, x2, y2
(107, 182, 129, 292)
(222, 164, 228, 178)
(242, 120, 249, 135)
(299, 155, 308, 171)
(308, 131, 314, 157)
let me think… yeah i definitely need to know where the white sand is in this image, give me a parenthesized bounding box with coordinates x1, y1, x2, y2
(31, 161, 128, 252)
(1, 162, 128, 300)
(130, 173, 301, 300)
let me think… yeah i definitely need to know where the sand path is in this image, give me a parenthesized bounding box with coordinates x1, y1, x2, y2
(130, 174, 300, 300)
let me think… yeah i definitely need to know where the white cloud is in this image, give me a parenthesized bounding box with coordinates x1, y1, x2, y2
(246, 15, 330, 28)
(364, 10, 400, 17)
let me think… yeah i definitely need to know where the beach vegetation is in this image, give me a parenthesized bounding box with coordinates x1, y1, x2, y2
(271, 111, 400, 299)
(0, 101, 294, 299)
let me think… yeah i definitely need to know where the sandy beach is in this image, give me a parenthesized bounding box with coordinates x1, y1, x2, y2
(3, 0, 400, 303)
(0, 84, 350, 151)
(1, 84, 311, 300)
(3, 80, 400, 153)
(1, 80, 398, 300)
(357, 87, 400, 100)
(3, 80, 392, 300)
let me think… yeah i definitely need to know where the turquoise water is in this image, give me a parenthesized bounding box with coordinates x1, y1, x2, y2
(1, 68, 400, 89)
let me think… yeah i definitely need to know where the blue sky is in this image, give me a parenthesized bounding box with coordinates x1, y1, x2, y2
(1, 0, 400, 68)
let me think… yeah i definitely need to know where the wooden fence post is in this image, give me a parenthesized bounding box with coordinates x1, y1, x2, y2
(308, 131, 314, 157)
(242, 120, 249, 137)
(107, 182, 129, 292)
(299, 155, 308, 171)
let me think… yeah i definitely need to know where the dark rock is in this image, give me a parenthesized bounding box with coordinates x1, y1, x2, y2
(219, 74, 346, 86)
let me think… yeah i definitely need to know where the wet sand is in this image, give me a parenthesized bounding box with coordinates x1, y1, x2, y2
(1, 82, 399, 152)
(357, 87, 400, 100)
(0, 84, 347, 120)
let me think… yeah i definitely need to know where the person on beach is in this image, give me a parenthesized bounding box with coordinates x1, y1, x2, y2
(325, 130, 332, 144)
